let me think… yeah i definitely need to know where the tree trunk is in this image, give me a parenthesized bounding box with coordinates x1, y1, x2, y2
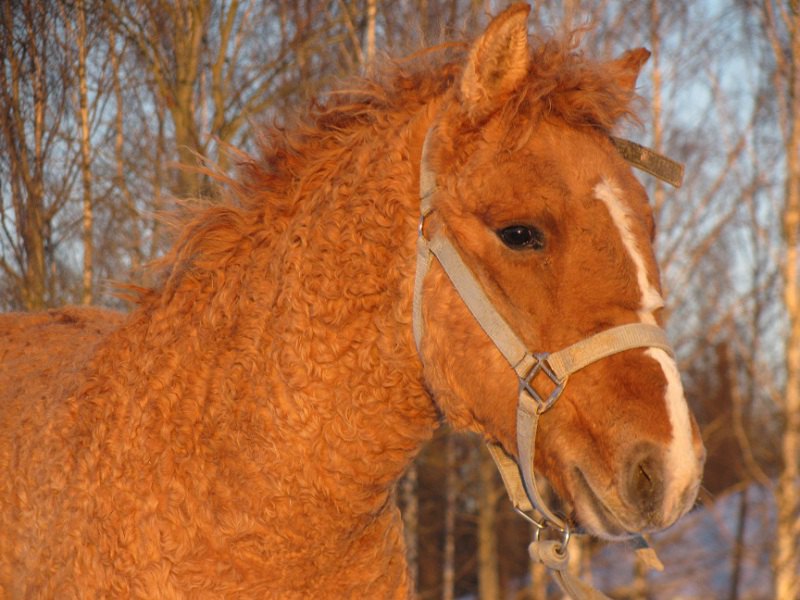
(76, 0, 93, 305)
(0, 0, 49, 310)
(401, 464, 419, 589)
(477, 446, 500, 600)
(777, 4, 800, 596)
(727, 486, 749, 600)
(150, 93, 167, 261)
(649, 0, 666, 218)
(442, 433, 456, 600)
(20, 200, 46, 311)
(363, 0, 376, 73)
(108, 26, 141, 274)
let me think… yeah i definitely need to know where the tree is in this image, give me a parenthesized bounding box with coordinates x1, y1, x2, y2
(104, 0, 350, 198)
(72, 0, 96, 305)
(0, 1, 76, 309)
(477, 446, 500, 600)
(762, 1, 800, 596)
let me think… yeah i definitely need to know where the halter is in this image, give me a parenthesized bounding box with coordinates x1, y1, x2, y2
(412, 126, 680, 599)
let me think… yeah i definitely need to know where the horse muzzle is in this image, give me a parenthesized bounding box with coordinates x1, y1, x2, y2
(570, 437, 705, 539)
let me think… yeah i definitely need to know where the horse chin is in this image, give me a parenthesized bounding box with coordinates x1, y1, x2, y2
(568, 468, 648, 541)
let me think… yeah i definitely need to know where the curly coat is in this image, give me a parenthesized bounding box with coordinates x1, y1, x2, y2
(0, 4, 658, 597)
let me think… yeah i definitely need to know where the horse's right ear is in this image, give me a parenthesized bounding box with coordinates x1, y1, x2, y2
(459, 3, 531, 122)
(608, 48, 651, 93)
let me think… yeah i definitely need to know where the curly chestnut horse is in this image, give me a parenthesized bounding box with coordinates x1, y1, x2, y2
(0, 4, 704, 598)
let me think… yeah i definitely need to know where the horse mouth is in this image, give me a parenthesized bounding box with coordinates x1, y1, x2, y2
(571, 468, 636, 540)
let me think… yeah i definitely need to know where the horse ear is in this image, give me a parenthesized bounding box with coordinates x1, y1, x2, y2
(609, 48, 651, 93)
(459, 3, 531, 121)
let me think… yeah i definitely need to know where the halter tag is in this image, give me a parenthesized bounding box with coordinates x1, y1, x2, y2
(611, 137, 685, 188)
(518, 353, 566, 414)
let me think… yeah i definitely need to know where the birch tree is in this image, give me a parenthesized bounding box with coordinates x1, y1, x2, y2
(477, 446, 500, 600)
(104, 0, 336, 198)
(74, 0, 94, 305)
(763, 1, 800, 596)
(0, 0, 74, 309)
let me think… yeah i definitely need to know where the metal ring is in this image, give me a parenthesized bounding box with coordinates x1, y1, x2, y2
(532, 517, 571, 552)
(418, 209, 434, 240)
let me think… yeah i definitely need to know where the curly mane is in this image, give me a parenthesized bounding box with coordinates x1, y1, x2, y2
(242, 32, 638, 204)
(132, 31, 640, 309)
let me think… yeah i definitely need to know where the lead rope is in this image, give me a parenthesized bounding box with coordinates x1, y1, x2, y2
(414, 126, 677, 599)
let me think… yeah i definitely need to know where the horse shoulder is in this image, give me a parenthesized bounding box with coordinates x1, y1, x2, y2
(0, 306, 123, 409)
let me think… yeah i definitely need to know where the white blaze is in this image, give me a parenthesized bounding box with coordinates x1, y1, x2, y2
(594, 178, 699, 520)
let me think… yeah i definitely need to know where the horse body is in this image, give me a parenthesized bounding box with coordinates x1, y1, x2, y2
(1, 4, 704, 597)
(1, 95, 433, 598)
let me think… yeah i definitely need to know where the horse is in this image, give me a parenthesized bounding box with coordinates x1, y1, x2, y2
(0, 4, 705, 598)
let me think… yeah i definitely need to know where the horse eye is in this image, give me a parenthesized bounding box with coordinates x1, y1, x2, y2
(497, 225, 545, 250)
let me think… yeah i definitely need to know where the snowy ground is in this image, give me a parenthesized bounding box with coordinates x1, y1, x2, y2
(592, 485, 776, 599)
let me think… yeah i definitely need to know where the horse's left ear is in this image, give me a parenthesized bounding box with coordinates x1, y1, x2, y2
(609, 48, 651, 93)
(459, 3, 531, 121)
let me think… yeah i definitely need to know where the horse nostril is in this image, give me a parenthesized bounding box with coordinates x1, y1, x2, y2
(625, 446, 665, 518)
(634, 463, 654, 499)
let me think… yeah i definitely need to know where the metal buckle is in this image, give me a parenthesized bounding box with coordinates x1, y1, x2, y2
(518, 352, 567, 414)
(418, 207, 434, 240)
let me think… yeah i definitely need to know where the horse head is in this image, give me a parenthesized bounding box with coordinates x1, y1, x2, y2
(415, 3, 705, 540)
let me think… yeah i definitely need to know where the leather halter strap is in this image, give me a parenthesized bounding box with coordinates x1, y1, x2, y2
(413, 126, 675, 598)
(414, 226, 672, 522)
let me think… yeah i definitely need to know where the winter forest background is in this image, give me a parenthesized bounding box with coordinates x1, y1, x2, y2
(1, 1, 799, 598)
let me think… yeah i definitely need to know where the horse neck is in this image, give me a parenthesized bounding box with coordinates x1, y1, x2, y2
(121, 100, 441, 517)
(261, 104, 441, 497)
